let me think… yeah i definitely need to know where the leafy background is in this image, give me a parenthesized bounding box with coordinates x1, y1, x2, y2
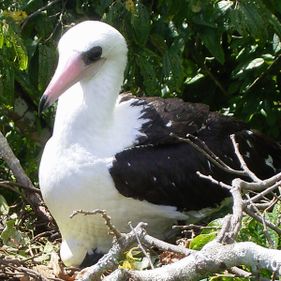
(0, 0, 281, 280)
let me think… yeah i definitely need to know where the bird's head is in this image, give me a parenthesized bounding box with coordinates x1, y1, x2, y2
(39, 21, 127, 114)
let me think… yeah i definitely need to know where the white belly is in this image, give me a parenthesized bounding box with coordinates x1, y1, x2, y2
(39, 139, 187, 266)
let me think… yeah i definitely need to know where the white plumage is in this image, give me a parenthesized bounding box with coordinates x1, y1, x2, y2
(39, 21, 187, 266)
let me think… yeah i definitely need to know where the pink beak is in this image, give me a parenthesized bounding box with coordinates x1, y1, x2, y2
(39, 52, 84, 114)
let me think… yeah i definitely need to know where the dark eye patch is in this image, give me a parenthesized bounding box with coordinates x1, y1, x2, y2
(82, 46, 102, 65)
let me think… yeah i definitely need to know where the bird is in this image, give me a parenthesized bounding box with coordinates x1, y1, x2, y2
(39, 21, 281, 267)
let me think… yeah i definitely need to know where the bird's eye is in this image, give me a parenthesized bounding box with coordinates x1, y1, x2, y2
(82, 46, 102, 65)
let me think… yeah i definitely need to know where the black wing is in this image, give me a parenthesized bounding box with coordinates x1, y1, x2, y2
(109, 94, 281, 211)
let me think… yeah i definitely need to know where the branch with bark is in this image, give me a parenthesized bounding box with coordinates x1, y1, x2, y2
(0, 130, 52, 222)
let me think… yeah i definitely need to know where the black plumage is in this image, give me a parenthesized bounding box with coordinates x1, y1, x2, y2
(109, 93, 281, 211)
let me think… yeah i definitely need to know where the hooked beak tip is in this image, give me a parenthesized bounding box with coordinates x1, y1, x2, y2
(38, 95, 50, 116)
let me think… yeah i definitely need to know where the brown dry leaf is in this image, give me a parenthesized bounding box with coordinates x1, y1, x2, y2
(32, 264, 55, 279)
(19, 273, 30, 281)
(159, 251, 185, 265)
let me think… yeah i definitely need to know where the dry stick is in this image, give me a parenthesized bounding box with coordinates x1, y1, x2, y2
(21, 0, 64, 29)
(128, 222, 154, 269)
(170, 133, 246, 177)
(255, 197, 279, 210)
(70, 209, 121, 239)
(186, 134, 230, 167)
(142, 234, 192, 256)
(0, 131, 52, 222)
(0, 180, 40, 193)
(235, 171, 281, 192)
(0, 257, 50, 281)
(244, 207, 281, 235)
(175, 133, 281, 193)
(246, 181, 281, 203)
(76, 222, 149, 281)
(196, 171, 232, 190)
(230, 134, 261, 182)
(246, 194, 275, 248)
(226, 180, 244, 243)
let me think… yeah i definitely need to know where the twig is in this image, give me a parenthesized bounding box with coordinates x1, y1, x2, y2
(0, 256, 51, 281)
(246, 180, 281, 203)
(142, 234, 193, 256)
(228, 179, 244, 241)
(229, 266, 251, 278)
(76, 222, 148, 281)
(21, 0, 64, 30)
(244, 207, 281, 235)
(128, 222, 154, 269)
(0, 131, 52, 222)
(70, 209, 121, 239)
(196, 171, 232, 190)
(216, 214, 232, 243)
(230, 134, 261, 182)
(171, 133, 246, 177)
(0, 180, 40, 193)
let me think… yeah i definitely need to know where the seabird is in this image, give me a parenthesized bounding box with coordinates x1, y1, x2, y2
(39, 21, 281, 267)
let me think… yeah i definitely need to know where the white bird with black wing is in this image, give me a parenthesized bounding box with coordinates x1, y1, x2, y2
(39, 21, 281, 267)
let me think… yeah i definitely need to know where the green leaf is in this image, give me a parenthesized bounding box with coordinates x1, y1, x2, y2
(0, 194, 9, 215)
(185, 73, 205, 85)
(245, 58, 264, 70)
(1, 219, 17, 245)
(273, 34, 281, 54)
(38, 44, 56, 91)
(199, 27, 225, 64)
(162, 46, 184, 92)
(217, 1, 234, 13)
(189, 232, 217, 250)
(131, 3, 150, 46)
(150, 33, 167, 55)
(136, 49, 160, 95)
(239, 1, 268, 40)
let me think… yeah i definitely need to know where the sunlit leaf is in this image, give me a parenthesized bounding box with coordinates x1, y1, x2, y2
(273, 34, 281, 54)
(189, 232, 217, 250)
(0, 194, 9, 215)
(217, 1, 233, 13)
(245, 58, 264, 70)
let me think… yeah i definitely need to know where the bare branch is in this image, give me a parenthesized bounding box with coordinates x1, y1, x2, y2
(244, 207, 281, 236)
(128, 222, 154, 269)
(103, 242, 281, 281)
(196, 171, 232, 190)
(170, 133, 246, 177)
(230, 134, 261, 182)
(0, 131, 52, 222)
(70, 209, 121, 239)
(21, 0, 64, 30)
(142, 234, 193, 256)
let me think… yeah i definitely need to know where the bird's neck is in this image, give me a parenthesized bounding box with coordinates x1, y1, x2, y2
(52, 58, 126, 148)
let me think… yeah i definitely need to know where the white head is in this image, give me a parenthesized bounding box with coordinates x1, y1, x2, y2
(39, 21, 128, 113)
